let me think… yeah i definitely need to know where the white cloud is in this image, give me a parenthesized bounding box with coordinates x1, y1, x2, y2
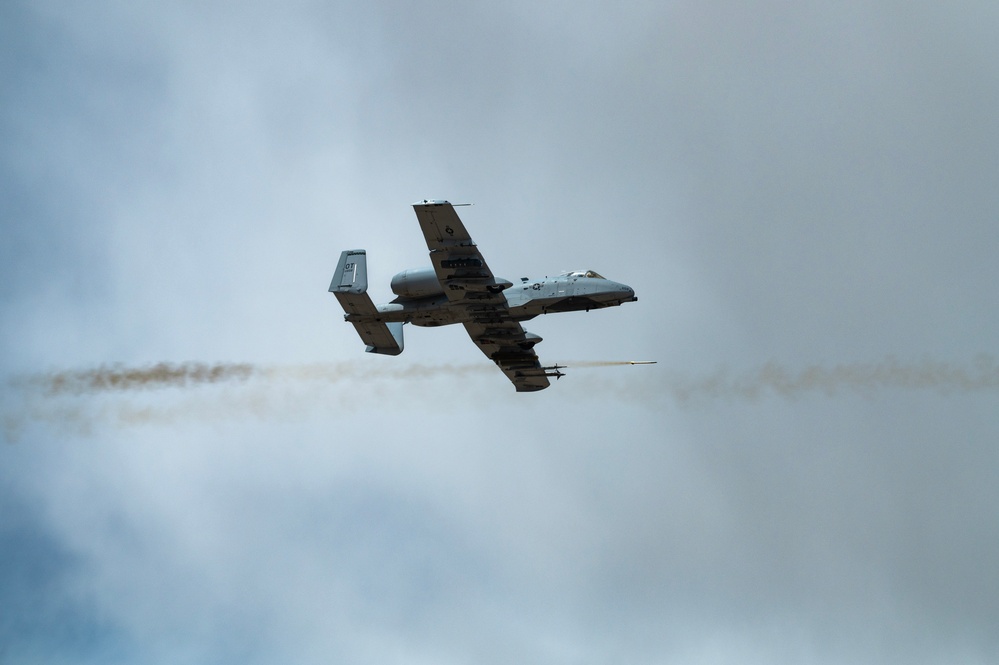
(3, 1, 998, 663)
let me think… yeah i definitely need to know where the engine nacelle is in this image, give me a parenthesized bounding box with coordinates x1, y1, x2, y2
(391, 267, 444, 299)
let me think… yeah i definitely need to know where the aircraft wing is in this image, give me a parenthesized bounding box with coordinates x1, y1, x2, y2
(412, 200, 513, 304)
(463, 320, 550, 392)
(413, 200, 549, 392)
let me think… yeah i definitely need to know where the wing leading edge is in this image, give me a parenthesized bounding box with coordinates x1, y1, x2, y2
(412, 200, 550, 392)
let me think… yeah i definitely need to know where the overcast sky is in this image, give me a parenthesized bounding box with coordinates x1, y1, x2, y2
(2, 2, 998, 663)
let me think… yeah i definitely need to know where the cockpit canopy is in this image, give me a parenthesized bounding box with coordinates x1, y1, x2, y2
(565, 270, 605, 279)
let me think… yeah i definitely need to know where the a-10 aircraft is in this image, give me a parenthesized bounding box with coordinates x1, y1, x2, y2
(330, 200, 638, 392)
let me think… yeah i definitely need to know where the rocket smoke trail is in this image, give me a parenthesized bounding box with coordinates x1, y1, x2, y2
(9, 355, 999, 398)
(2, 361, 489, 439)
(15, 361, 491, 396)
(3, 355, 998, 436)
(25, 362, 257, 395)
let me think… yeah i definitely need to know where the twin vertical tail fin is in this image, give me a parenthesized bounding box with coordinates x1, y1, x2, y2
(329, 249, 405, 356)
(330, 249, 369, 298)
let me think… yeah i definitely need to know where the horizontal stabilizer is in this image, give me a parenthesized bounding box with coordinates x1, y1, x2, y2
(330, 249, 405, 356)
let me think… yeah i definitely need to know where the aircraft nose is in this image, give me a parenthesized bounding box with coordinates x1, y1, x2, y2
(614, 282, 637, 303)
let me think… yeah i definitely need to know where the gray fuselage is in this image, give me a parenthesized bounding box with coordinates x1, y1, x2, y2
(364, 269, 636, 328)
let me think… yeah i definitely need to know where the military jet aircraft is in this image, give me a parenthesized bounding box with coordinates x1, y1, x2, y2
(330, 200, 638, 392)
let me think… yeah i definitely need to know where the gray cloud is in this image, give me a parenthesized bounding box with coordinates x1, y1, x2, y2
(3, 1, 998, 663)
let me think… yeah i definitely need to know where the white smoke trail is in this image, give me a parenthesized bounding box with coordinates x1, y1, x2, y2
(15, 361, 491, 396)
(21, 362, 256, 395)
(3, 355, 997, 438)
(2, 361, 491, 439)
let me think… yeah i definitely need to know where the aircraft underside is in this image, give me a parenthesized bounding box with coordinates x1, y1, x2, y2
(330, 200, 637, 391)
(369, 292, 624, 328)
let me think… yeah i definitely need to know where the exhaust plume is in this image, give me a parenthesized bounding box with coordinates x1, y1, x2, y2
(11, 355, 999, 400)
(3, 355, 997, 437)
(14, 361, 492, 397)
(569, 360, 657, 367)
(25, 362, 256, 395)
